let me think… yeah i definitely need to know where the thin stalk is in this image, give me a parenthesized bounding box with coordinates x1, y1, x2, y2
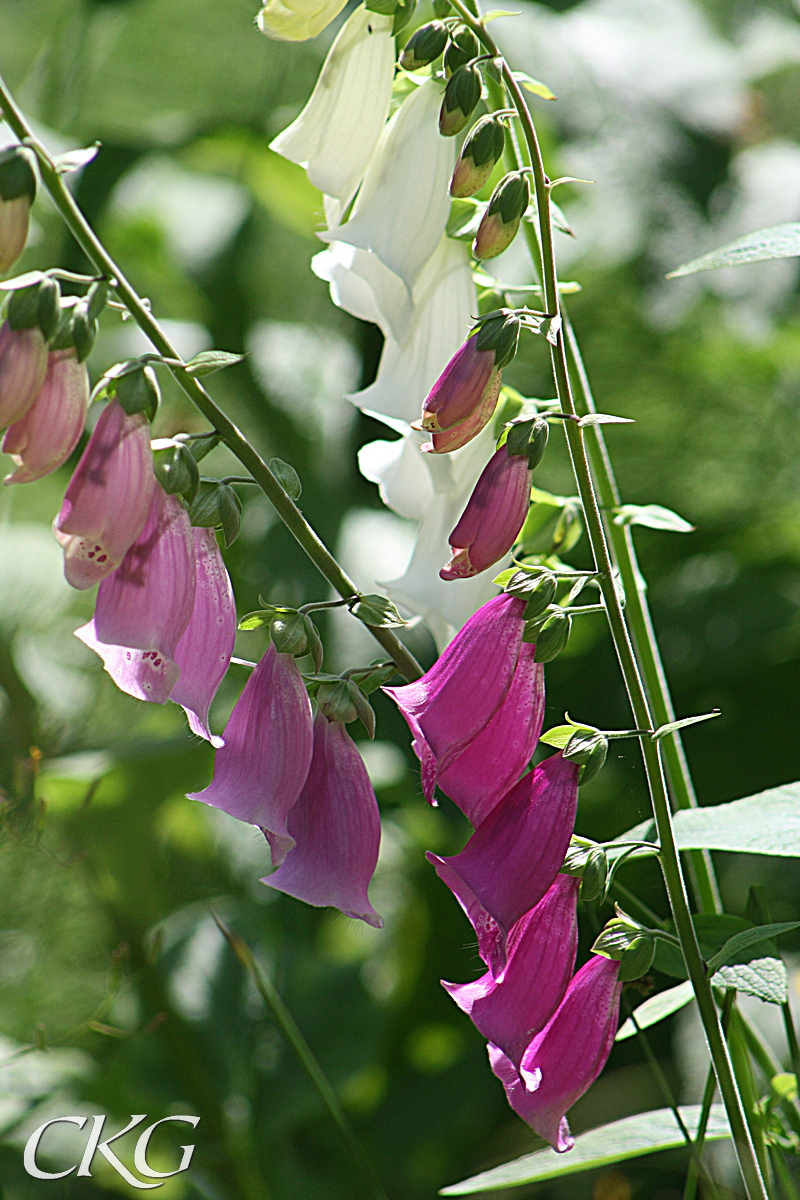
(770, 1147, 800, 1200)
(782, 999, 800, 1082)
(447, 4, 767, 1196)
(684, 992, 735, 1200)
(0, 76, 422, 686)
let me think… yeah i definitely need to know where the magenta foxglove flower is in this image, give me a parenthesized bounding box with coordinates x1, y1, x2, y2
(262, 712, 383, 927)
(427, 752, 580, 976)
(3, 349, 89, 484)
(189, 641, 313, 857)
(170, 528, 237, 746)
(421, 377, 501, 455)
(436, 641, 544, 827)
(416, 334, 501, 436)
(75, 489, 195, 704)
(440, 445, 532, 581)
(442, 874, 579, 1069)
(385, 592, 527, 802)
(490, 954, 623, 1152)
(55, 399, 156, 589)
(0, 321, 47, 427)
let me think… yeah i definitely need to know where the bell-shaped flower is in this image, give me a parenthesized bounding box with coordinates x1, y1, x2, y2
(320, 80, 456, 295)
(2, 349, 89, 484)
(271, 5, 394, 209)
(169, 528, 237, 746)
(427, 752, 580, 976)
(262, 712, 382, 927)
(313, 240, 414, 349)
(0, 321, 47, 428)
(443, 875, 579, 1068)
(416, 333, 501, 436)
(257, 0, 347, 41)
(385, 592, 527, 796)
(421, 378, 501, 454)
(490, 954, 623, 1152)
(54, 399, 156, 589)
(189, 642, 314, 858)
(75, 490, 196, 704)
(440, 445, 532, 581)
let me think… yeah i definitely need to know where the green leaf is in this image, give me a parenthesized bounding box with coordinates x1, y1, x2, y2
(653, 914, 755, 980)
(651, 711, 720, 742)
(447, 197, 484, 240)
(492, 568, 518, 587)
(350, 595, 406, 628)
(613, 503, 695, 533)
(52, 143, 100, 174)
(238, 608, 276, 631)
(511, 71, 556, 101)
(539, 723, 594, 749)
(711, 958, 788, 1005)
(706, 923, 800, 974)
(666, 223, 800, 278)
(269, 457, 302, 501)
(670, 781, 800, 858)
(616, 981, 695, 1041)
(578, 413, 634, 427)
(439, 1106, 730, 1193)
(185, 349, 245, 377)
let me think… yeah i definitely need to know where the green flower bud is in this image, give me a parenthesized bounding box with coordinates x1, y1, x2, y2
(70, 302, 98, 362)
(114, 364, 160, 421)
(504, 413, 546, 458)
(152, 440, 200, 502)
(0, 148, 36, 276)
(526, 416, 549, 469)
(433, 0, 451, 16)
(579, 846, 609, 902)
(188, 479, 242, 546)
(317, 678, 359, 724)
(564, 728, 608, 785)
(439, 64, 482, 138)
(520, 572, 558, 619)
(618, 934, 656, 982)
(400, 21, 448, 70)
(444, 27, 480, 75)
(7, 276, 60, 338)
(450, 115, 506, 198)
(529, 606, 572, 661)
(0, 146, 37, 204)
(473, 171, 529, 260)
(270, 611, 310, 657)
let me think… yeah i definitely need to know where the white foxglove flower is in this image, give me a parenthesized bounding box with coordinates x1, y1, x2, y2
(320, 79, 456, 293)
(257, 0, 348, 42)
(270, 6, 395, 207)
(313, 241, 414, 344)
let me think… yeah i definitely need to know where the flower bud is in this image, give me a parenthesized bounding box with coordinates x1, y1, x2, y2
(444, 27, 480, 75)
(270, 610, 310, 657)
(417, 332, 501, 435)
(564, 728, 608, 785)
(579, 846, 609, 902)
(529, 606, 572, 662)
(421, 373, 500, 453)
(503, 569, 557, 618)
(400, 21, 447, 70)
(473, 171, 529, 260)
(114, 364, 160, 421)
(439, 64, 482, 138)
(0, 320, 47, 427)
(475, 312, 521, 371)
(152, 439, 200, 503)
(317, 679, 359, 725)
(0, 146, 36, 275)
(505, 413, 549, 466)
(2, 348, 89, 484)
(7, 276, 61, 341)
(450, 115, 506, 198)
(70, 302, 98, 363)
(440, 444, 532, 580)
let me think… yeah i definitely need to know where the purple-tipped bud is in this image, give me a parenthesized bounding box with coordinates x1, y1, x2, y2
(416, 334, 500, 435)
(473, 171, 530, 260)
(75, 489, 196, 704)
(54, 399, 156, 589)
(262, 712, 383, 928)
(170, 528, 237, 746)
(490, 954, 622, 1151)
(0, 147, 36, 275)
(421, 370, 502, 454)
(440, 444, 532, 581)
(0, 321, 47, 427)
(384, 592, 527, 798)
(450, 115, 506, 199)
(2, 349, 89, 484)
(427, 752, 580, 976)
(442, 875, 579, 1068)
(189, 642, 314, 855)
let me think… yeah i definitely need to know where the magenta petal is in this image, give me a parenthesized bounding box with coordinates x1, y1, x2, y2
(440, 446, 532, 580)
(436, 643, 544, 826)
(189, 642, 313, 844)
(419, 335, 498, 433)
(426, 852, 506, 977)
(385, 592, 525, 788)
(488, 1043, 574, 1153)
(262, 713, 383, 928)
(75, 620, 180, 703)
(170, 528, 236, 746)
(442, 874, 579, 1069)
(3, 350, 89, 485)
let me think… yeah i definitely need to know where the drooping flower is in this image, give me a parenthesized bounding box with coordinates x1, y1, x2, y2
(170, 528, 237, 746)
(427, 752, 580, 976)
(442, 874, 579, 1068)
(416, 333, 501, 436)
(440, 444, 532, 581)
(490, 954, 623, 1152)
(257, 0, 347, 42)
(270, 5, 395, 210)
(0, 321, 47, 428)
(262, 711, 383, 927)
(75, 489, 196, 704)
(421, 379, 501, 454)
(450, 115, 507, 199)
(54, 399, 156, 589)
(2, 349, 89, 484)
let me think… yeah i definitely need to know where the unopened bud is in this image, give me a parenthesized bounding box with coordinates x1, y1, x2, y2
(579, 846, 609, 902)
(114, 364, 160, 421)
(564, 729, 608, 785)
(70, 303, 98, 362)
(36, 278, 60, 341)
(450, 115, 506, 198)
(618, 935, 656, 982)
(270, 611, 310, 657)
(526, 415, 549, 469)
(444, 27, 480, 75)
(528, 606, 571, 661)
(0, 147, 36, 275)
(7, 276, 61, 339)
(433, 0, 451, 15)
(475, 313, 521, 370)
(152, 440, 200, 502)
(439, 64, 482, 137)
(400, 21, 447, 70)
(473, 171, 529, 260)
(188, 479, 242, 547)
(317, 678, 359, 724)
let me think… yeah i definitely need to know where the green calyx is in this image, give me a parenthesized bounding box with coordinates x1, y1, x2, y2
(440, 64, 482, 137)
(487, 170, 530, 225)
(188, 480, 242, 547)
(113, 363, 160, 422)
(563, 727, 609, 785)
(503, 568, 557, 617)
(444, 27, 480, 74)
(399, 21, 448, 70)
(592, 916, 657, 982)
(474, 312, 521, 369)
(6, 276, 60, 337)
(461, 115, 506, 169)
(153, 440, 200, 504)
(504, 413, 549, 466)
(524, 604, 572, 661)
(0, 145, 36, 203)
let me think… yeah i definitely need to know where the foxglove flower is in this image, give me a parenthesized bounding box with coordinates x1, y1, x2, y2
(416, 333, 501, 436)
(440, 445, 532, 581)
(75, 489, 195, 704)
(262, 712, 382, 927)
(428, 753, 580, 976)
(257, 0, 347, 41)
(54, 399, 156, 589)
(189, 642, 314, 859)
(421, 379, 500, 454)
(170, 528, 237, 746)
(3, 349, 89, 484)
(270, 5, 394, 209)
(0, 321, 47, 427)
(490, 955, 623, 1152)
(443, 875, 579, 1068)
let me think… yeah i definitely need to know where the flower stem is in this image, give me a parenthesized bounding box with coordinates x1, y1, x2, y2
(0, 75, 422, 686)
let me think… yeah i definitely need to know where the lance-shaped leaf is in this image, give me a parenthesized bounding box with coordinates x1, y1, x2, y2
(667, 223, 800, 277)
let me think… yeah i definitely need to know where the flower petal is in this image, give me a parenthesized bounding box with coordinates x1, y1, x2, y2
(3, 350, 89, 485)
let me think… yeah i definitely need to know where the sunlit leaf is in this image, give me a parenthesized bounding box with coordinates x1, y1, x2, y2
(512, 71, 556, 101)
(711, 958, 788, 1005)
(616, 981, 694, 1041)
(185, 349, 245, 377)
(52, 143, 101, 174)
(613, 504, 694, 533)
(667, 223, 800, 278)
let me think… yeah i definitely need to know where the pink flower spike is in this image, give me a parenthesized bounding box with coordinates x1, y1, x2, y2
(492, 954, 622, 1152)
(442, 875, 579, 1069)
(188, 642, 313, 853)
(55, 399, 156, 589)
(75, 489, 196, 704)
(440, 445, 532, 581)
(416, 334, 500, 435)
(427, 752, 580, 976)
(3, 350, 89, 484)
(170, 528, 237, 747)
(262, 712, 383, 928)
(384, 592, 526, 798)
(0, 321, 47, 427)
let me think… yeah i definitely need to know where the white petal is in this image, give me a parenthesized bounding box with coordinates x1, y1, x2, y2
(270, 6, 395, 205)
(358, 432, 434, 522)
(312, 243, 414, 341)
(257, 0, 348, 42)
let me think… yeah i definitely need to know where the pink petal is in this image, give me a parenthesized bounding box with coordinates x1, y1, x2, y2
(0, 323, 47, 427)
(75, 621, 180, 704)
(3, 350, 89, 484)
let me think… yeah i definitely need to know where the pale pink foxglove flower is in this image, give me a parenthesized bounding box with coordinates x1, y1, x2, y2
(3, 349, 89, 484)
(440, 445, 532, 581)
(0, 321, 47, 428)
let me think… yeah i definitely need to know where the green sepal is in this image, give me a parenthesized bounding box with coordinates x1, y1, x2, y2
(346, 661, 397, 694)
(113, 364, 160, 421)
(304, 615, 324, 673)
(152, 441, 200, 503)
(440, 64, 482, 136)
(186, 432, 222, 463)
(217, 483, 242, 547)
(316, 679, 358, 725)
(475, 312, 521, 369)
(504, 414, 536, 457)
(270, 610, 309, 657)
(487, 171, 529, 224)
(86, 281, 109, 322)
(269, 456, 302, 501)
(392, 0, 416, 36)
(399, 21, 448, 70)
(350, 594, 406, 628)
(188, 480, 241, 546)
(7, 277, 60, 334)
(444, 27, 480, 74)
(564, 728, 608, 785)
(460, 114, 506, 169)
(70, 303, 98, 362)
(0, 145, 36, 203)
(526, 416, 549, 468)
(501, 568, 557, 617)
(618, 935, 657, 982)
(238, 607, 277, 631)
(525, 606, 572, 660)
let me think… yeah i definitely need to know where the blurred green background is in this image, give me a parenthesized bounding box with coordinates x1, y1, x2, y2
(2, 0, 800, 1197)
